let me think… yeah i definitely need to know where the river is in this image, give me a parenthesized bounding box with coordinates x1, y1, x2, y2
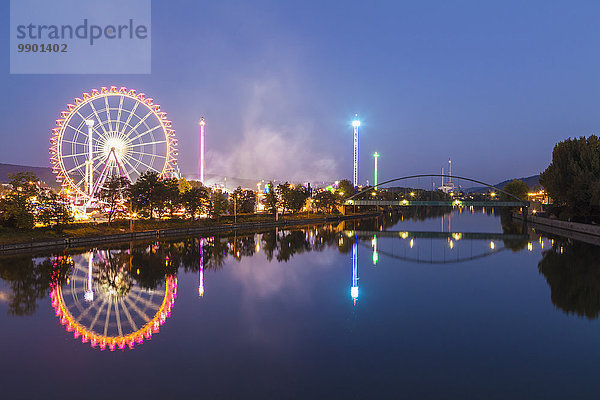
(1, 209, 599, 399)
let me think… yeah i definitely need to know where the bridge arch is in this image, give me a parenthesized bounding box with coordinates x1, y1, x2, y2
(346, 174, 529, 206)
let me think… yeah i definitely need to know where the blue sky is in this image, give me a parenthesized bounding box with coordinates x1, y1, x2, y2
(2, 0, 600, 185)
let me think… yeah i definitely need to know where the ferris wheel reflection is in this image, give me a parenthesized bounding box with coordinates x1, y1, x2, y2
(50, 248, 177, 351)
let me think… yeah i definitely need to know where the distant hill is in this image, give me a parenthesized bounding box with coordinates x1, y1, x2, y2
(0, 163, 57, 188)
(467, 174, 541, 193)
(495, 175, 541, 190)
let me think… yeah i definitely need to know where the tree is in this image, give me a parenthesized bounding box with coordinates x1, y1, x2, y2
(276, 183, 292, 214)
(285, 185, 309, 213)
(264, 181, 278, 214)
(501, 179, 529, 202)
(37, 191, 74, 230)
(129, 171, 170, 219)
(208, 189, 229, 220)
(181, 187, 209, 219)
(0, 172, 40, 229)
(313, 190, 337, 213)
(337, 179, 356, 199)
(98, 175, 130, 225)
(229, 187, 256, 214)
(540, 136, 600, 221)
(178, 178, 192, 193)
(163, 178, 181, 217)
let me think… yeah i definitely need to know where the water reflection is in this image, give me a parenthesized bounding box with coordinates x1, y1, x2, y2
(348, 229, 527, 264)
(0, 254, 71, 316)
(51, 249, 177, 351)
(538, 238, 600, 319)
(351, 241, 358, 304)
(3, 208, 600, 358)
(198, 239, 204, 297)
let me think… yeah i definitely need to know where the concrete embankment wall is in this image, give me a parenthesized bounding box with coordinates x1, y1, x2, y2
(0, 213, 381, 255)
(513, 212, 600, 246)
(513, 213, 600, 236)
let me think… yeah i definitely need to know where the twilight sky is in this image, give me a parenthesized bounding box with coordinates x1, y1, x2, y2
(2, 0, 600, 185)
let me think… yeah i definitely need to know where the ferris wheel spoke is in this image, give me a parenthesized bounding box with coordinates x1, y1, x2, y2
(129, 149, 166, 159)
(146, 288, 164, 296)
(125, 125, 163, 145)
(65, 123, 101, 141)
(89, 297, 109, 331)
(104, 96, 113, 133)
(76, 300, 99, 322)
(65, 152, 105, 175)
(122, 157, 160, 178)
(122, 111, 153, 140)
(137, 295, 161, 311)
(68, 165, 102, 189)
(128, 140, 167, 148)
(61, 151, 96, 159)
(74, 110, 106, 139)
(126, 157, 161, 174)
(61, 139, 89, 147)
(89, 101, 111, 139)
(115, 95, 124, 134)
(114, 299, 123, 337)
(120, 298, 138, 332)
(61, 287, 85, 300)
(103, 299, 113, 336)
(73, 176, 88, 191)
(124, 297, 151, 323)
(121, 157, 143, 177)
(119, 101, 139, 137)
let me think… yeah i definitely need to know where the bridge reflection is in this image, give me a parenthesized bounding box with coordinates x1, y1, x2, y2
(346, 229, 527, 266)
(346, 229, 527, 241)
(345, 228, 533, 305)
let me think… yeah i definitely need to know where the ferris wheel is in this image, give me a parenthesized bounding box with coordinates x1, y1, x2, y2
(49, 86, 178, 202)
(50, 251, 177, 351)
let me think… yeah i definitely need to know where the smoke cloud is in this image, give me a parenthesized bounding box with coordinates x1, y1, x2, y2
(208, 78, 338, 183)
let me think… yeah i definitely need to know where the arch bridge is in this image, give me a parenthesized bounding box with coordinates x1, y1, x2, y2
(343, 174, 529, 213)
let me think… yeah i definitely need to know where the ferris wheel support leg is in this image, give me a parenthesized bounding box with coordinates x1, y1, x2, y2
(85, 120, 95, 197)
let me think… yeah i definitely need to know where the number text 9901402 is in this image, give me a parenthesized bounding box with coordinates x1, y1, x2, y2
(17, 43, 68, 53)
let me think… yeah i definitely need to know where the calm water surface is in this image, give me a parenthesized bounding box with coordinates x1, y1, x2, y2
(1, 210, 600, 399)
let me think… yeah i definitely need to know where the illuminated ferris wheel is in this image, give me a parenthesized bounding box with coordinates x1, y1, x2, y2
(49, 86, 178, 202)
(50, 251, 177, 351)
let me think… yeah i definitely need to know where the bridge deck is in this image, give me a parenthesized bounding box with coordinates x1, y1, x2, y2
(344, 200, 526, 207)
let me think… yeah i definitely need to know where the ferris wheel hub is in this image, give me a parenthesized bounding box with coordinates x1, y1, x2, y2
(103, 136, 127, 160)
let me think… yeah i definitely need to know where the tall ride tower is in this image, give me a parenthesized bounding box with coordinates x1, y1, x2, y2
(352, 114, 360, 187)
(373, 152, 379, 190)
(199, 117, 206, 184)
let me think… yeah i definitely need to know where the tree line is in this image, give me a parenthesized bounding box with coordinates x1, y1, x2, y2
(0, 173, 361, 231)
(540, 135, 600, 222)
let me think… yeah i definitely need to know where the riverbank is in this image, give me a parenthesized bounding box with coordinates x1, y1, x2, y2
(0, 212, 382, 254)
(513, 212, 600, 246)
